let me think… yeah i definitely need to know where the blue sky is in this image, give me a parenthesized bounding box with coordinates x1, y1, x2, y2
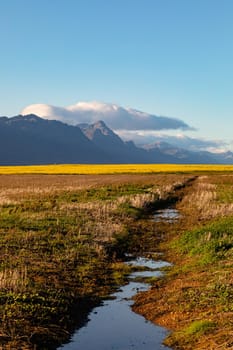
(1, 0, 233, 151)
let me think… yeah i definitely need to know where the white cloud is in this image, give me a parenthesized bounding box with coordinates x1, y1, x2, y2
(20, 101, 233, 153)
(117, 130, 229, 153)
(21, 101, 192, 131)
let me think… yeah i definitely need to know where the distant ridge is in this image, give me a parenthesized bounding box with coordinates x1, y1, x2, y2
(0, 115, 107, 165)
(0, 114, 232, 165)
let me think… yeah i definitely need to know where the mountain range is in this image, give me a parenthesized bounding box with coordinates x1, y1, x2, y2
(0, 114, 233, 165)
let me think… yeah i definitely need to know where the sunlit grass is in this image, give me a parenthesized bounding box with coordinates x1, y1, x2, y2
(172, 216, 233, 265)
(1, 163, 233, 174)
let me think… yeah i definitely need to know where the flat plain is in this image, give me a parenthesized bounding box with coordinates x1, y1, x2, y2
(0, 170, 232, 349)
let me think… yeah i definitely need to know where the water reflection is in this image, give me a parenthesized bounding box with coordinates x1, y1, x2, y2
(126, 257, 171, 269)
(154, 208, 180, 223)
(58, 259, 171, 350)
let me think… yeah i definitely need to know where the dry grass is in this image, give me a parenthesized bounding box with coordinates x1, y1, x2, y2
(0, 267, 28, 293)
(0, 174, 188, 203)
(178, 175, 233, 220)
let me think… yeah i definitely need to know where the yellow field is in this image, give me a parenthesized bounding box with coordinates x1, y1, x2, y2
(0, 163, 233, 174)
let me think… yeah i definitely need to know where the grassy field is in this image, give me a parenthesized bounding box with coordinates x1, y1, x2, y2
(0, 172, 233, 349)
(0, 173, 190, 349)
(1, 163, 233, 174)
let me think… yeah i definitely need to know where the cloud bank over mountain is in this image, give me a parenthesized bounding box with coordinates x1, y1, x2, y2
(117, 130, 228, 153)
(21, 101, 192, 131)
(21, 101, 231, 153)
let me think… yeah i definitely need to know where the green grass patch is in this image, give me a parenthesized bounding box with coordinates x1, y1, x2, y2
(216, 183, 233, 203)
(165, 320, 216, 347)
(172, 216, 233, 265)
(116, 202, 144, 219)
(57, 183, 152, 203)
(184, 320, 215, 336)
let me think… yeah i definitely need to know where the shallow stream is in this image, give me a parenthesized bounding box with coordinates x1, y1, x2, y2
(58, 208, 178, 350)
(58, 258, 171, 350)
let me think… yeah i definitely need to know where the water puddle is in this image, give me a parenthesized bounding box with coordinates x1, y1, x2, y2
(154, 208, 180, 223)
(58, 258, 171, 350)
(126, 256, 171, 269)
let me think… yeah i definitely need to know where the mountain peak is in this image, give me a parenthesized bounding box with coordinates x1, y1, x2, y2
(79, 120, 115, 139)
(93, 120, 107, 128)
(91, 120, 111, 135)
